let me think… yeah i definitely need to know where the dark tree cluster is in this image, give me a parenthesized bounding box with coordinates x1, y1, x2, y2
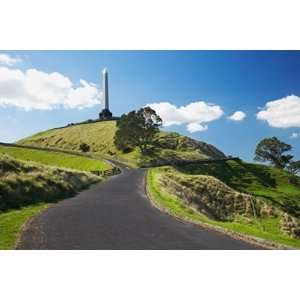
(114, 107, 162, 154)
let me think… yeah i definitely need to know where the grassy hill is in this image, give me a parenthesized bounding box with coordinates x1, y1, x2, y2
(17, 121, 226, 167)
(176, 160, 300, 217)
(148, 162, 300, 248)
(0, 153, 100, 249)
(0, 144, 111, 172)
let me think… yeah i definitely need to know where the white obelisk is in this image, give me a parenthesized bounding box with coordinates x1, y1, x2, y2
(102, 68, 109, 110)
(99, 68, 112, 120)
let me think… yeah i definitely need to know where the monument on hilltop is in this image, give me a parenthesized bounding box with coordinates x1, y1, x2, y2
(99, 68, 113, 120)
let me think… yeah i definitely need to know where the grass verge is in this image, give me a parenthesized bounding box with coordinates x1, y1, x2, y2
(147, 168, 300, 249)
(0, 203, 49, 249)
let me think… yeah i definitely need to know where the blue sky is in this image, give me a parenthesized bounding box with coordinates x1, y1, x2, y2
(0, 50, 299, 162)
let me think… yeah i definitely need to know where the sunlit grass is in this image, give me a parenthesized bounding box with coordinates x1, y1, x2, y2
(0, 145, 111, 172)
(18, 121, 222, 167)
(0, 153, 100, 212)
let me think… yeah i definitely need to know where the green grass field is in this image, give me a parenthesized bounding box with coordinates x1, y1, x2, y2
(0, 203, 49, 249)
(0, 144, 111, 172)
(18, 121, 225, 167)
(147, 168, 300, 248)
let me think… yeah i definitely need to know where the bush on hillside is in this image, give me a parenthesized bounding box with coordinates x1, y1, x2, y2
(79, 143, 90, 152)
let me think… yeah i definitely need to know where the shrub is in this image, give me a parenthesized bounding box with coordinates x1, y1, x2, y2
(79, 143, 90, 152)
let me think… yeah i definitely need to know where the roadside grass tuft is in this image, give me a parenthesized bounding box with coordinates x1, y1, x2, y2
(0, 203, 49, 249)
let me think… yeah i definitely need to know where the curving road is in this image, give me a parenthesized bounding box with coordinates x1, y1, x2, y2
(18, 164, 262, 250)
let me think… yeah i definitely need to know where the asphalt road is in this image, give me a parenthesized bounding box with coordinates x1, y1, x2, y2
(18, 165, 262, 250)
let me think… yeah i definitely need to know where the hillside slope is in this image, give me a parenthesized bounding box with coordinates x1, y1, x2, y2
(148, 164, 300, 248)
(176, 160, 300, 217)
(0, 153, 100, 212)
(0, 144, 111, 172)
(18, 121, 226, 166)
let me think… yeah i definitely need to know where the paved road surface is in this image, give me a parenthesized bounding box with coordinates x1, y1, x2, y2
(18, 165, 262, 249)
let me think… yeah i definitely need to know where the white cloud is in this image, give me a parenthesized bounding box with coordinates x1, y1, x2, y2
(256, 95, 300, 128)
(228, 110, 246, 121)
(146, 101, 224, 133)
(187, 123, 208, 133)
(0, 66, 100, 110)
(0, 53, 21, 66)
(290, 132, 300, 139)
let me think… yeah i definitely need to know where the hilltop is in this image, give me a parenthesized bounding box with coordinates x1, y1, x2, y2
(18, 120, 226, 167)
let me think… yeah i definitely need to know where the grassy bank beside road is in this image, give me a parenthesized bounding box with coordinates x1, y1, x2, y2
(0, 154, 101, 249)
(0, 153, 100, 212)
(177, 160, 300, 217)
(147, 167, 300, 249)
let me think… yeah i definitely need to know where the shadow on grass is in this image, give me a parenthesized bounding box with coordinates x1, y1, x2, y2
(176, 160, 277, 189)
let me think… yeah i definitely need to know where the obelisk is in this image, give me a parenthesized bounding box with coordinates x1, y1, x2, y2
(99, 68, 112, 120)
(102, 68, 109, 110)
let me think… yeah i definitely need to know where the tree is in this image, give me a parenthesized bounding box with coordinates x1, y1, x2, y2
(254, 137, 293, 169)
(79, 142, 90, 152)
(287, 160, 300, 175)
(114, 107, 162, 154)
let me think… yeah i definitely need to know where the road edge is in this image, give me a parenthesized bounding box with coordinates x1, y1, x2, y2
(14, 204, 53, 249)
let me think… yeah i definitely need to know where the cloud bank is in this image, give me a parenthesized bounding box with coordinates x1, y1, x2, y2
(228, 111, 246, 121)
(256, 95, 300, 128)
(146, 101, 224, 133)
(290, 132, 300, 139)
(0, 54, 21, 66)
(0, 66, 100, 110)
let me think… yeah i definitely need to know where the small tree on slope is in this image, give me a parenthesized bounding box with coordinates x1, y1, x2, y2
(79, 143, 90, 153)
(254, 137, 293, 169)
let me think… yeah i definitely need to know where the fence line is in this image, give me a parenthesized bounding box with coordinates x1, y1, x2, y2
(90, 167, 121, 177)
